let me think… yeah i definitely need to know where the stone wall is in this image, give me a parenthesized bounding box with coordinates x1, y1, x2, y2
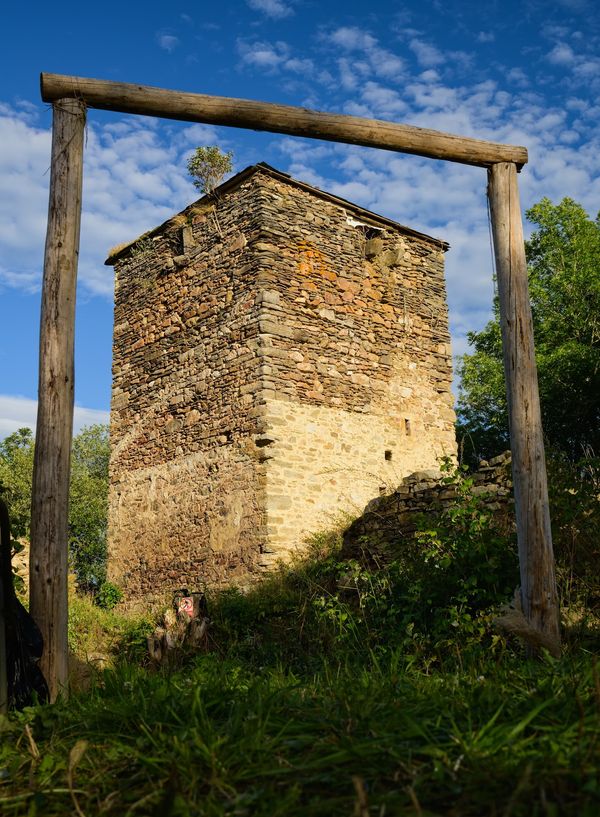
(247, 174, 456, 562)
(108, 176, 268, 594)
(342, 452, 514, 563)
(108, 166, 457, 594)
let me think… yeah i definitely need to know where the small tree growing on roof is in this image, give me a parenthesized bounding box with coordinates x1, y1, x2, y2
(187, 146, 233, 196)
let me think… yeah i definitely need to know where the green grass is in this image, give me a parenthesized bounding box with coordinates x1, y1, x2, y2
(2, 466, 599, 816)
(0, 648, 598, 816)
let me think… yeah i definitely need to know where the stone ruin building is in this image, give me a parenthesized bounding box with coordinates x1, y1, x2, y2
(106, 162, 456, 596)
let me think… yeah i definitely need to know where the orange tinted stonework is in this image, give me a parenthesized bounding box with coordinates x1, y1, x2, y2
(106, 165, 456, 596)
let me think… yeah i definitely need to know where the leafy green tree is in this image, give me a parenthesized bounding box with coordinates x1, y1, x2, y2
(0, 427, 35, 538)
(187, 145, 233, 195)
(68, 424, 110, 591)
(458, 197, 600, 463)
(0, 424, 110, 592)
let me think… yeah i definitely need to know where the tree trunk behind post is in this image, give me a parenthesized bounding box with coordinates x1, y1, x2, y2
(30, 98, 86, 701)
(487, 161, 561, 656)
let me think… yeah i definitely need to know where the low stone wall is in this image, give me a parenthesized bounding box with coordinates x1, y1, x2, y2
(342, 452, 514, 562)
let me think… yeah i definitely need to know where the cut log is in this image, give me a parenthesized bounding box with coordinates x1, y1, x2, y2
(29, 98, 86, 701)
(40, 73, 528, 169)
(487, 161, 560, 656)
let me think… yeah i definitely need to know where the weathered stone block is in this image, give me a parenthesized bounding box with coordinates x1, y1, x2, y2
(365, 238, 384, 259)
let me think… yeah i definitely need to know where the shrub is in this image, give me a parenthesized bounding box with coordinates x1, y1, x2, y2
(96, 581, 123, 610)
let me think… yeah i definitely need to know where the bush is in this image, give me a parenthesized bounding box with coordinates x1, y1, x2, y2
(205, 464, 520, 669)
(546, 451, 600, 619)
(68, 592, 153, 665)
(96, 581, 123, 610)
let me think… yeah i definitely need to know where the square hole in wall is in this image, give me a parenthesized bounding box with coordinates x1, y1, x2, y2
(384, 450, 393, 461)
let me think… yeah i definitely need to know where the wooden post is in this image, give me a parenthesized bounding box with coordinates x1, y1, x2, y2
(30, 98, 86, 701)
(0, 565, 7, 713)
(487, 162, 561, 655)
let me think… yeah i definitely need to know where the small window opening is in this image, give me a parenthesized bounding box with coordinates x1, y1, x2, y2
(404, 419, 411, 436)
(384, 450, 393, 461)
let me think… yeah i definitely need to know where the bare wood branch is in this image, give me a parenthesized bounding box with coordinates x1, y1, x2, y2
(29, 98, 86, 701)
(487, 161, 560, 656)
(40, 73, 528, 169)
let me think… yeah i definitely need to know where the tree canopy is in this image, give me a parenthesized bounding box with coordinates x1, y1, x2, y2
(0, 427, 35, 539)
(187, 146, 233, 195)
(0, 424, 110, 591)
(457, 197, 600, 463)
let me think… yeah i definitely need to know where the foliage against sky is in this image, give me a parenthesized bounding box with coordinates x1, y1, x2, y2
(0, 0, 598, 434)
(0, 425, 110, 588)
(457, 197, 600, 460)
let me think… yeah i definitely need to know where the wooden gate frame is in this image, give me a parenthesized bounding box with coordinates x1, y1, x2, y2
(32, 72, 560, 699)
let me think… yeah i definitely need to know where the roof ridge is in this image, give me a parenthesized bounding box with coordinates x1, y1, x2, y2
(105, 162, 448, 265)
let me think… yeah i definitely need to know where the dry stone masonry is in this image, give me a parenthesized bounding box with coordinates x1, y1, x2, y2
(342, 452, 514, 563)
(106, 163, 457, 596)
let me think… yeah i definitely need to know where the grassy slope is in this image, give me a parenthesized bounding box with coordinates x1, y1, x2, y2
(1, 592, 598, 816)
(0, 650, 598, 816)
(1, 463, 599, 816)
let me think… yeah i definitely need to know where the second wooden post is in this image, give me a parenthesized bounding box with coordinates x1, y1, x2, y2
(487, 161, 560, 655)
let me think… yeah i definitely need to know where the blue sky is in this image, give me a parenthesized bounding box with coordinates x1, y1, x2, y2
(1, 0, 598, 437)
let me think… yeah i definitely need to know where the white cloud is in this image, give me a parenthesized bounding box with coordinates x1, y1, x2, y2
(285, 57, 315, 74)
(555, 0, 589, 10)
(420, 69, 441, 84)
(506, 67, 529, 87)
(0, 262, 40, 293)
(476, 32, 495, 44)
(543, 30, 600, 92)
(157, 33, 179, 53)
(329, 26, 377, 51)
(247, 0, 294, 18)
(326, 27, 405, 83)
(0, 104, 221, 298)
(237, 39, 290, 70)
(237, 39, 316, 76)
(0, 395, 110, 439)
(355, 82, 408, 119)
(547, 43, 575, 65)
(0, 108, 51, 293)
(336, 58, 358, 90)
(409, 38, 445, 67)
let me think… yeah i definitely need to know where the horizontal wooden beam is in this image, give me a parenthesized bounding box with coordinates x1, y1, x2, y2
(40, 73, 528, 169)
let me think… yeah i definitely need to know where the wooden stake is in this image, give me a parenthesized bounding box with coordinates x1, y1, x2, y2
(40, 73, 528, 169)
(0, 568, 7, 714)
(487, 162, 560, 656)
(29, 98, 86, 701)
